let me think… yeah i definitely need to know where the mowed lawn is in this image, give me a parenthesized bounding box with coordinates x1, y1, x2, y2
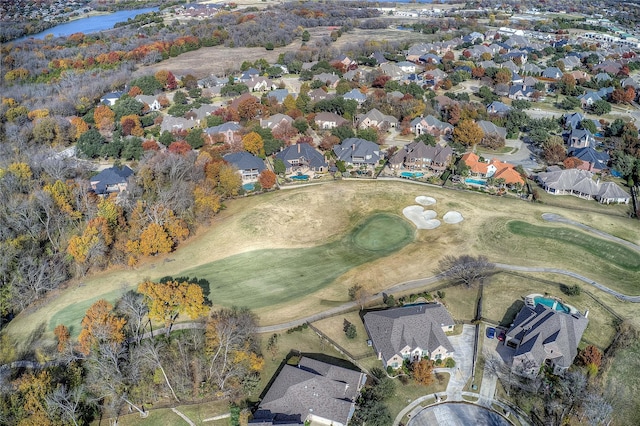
(179, 214, 414, 310)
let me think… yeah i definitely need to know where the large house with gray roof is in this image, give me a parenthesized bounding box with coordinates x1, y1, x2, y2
(90, 165, 134, 196)
(536, 168, 630, 204)
(223, 151, 266, 182)
(333, 138, 381, 169)
(251, 357, 366, 426)
(505, 304, 588, 378)
(363, 304, 455, 369)
(389, 141, 454, 173)
(275, 143, 327, 174)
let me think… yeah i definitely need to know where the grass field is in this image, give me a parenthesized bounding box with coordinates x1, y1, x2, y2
(603, 338, 640, 426)
(6, 180, 640, 351)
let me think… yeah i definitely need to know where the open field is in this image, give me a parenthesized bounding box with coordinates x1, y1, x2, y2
(482, 272, 619, 350)
(604, 337, 640, 426)
(6, 180, 640, 351)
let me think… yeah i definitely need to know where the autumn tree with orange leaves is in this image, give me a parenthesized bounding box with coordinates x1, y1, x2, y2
(258, 169, 276, 189)
(138, 279, 208, 334)
(78, 299, 126, 355)
(94, 105, 115, 132)
(54, 324, 70, 353)
(412, 359, 435, 385)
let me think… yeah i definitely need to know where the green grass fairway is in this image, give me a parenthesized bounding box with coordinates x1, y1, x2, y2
(508, 221, 640, 271)
(179, 213, 414, 310)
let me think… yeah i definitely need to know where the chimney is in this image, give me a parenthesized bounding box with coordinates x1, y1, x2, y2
(584, 310, 589, 318)
(298, 143, 301, 154)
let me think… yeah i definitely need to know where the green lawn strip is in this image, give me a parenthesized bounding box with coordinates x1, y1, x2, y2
(387, 375, 449, 421)
(508, 221, 640, 271)
(604, 338, 640, 426)
(179, 214, 414, 310)
(482, 272, 618, 350)
(49, 288, 124, 337)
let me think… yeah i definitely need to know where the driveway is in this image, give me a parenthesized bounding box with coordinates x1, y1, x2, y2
(438, 324, 475, 400)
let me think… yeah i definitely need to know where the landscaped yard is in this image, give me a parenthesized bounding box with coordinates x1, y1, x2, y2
(311, 310, 374, 359)
(95, 400, 230, 426)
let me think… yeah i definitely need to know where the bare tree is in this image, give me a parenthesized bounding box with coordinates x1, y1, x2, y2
(45, 384, 95, 426)
(136, 340, 180, 402)
(116, 290, 149, 344)
(438, 255, 495, 287)
(581, 392, 613, 426)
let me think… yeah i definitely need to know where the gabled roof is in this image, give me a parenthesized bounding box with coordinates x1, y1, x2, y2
(537, 168, 600, 195)
(90, 165, 134, 194)
(252, 357, 364, 426)
(597, 182, 630, 201)
(343, 89, 367, 102)
(275, 143, 327, 170)
(223, 151, 266, 172)
(569, 147, 609, 169)
(403, 141, 454, 164)
(541, 67, 563, 79)
(363, 304, 455, 363)
(333, 138, 380, 164)
(563, 112, 584, 129)
(260, 114, 293, 129)
(265, 89, 291, 104)
(487, 101, 511, 114)
(205, 121, 242, 135)
(314, 112, 347, 126)
(507, 304, 588, 373)
(478, 120, 507, 139)
(357, 108, 398, 127)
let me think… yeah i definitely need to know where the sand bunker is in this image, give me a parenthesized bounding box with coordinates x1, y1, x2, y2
(443, 211, 464, 224)
(403, 206, 441, 229)
(415, 196, 436, 206)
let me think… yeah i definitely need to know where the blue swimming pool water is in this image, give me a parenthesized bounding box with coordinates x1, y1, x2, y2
(465, 178, 486, 186)
(242, 183, 255, 191)
(534, 296, 571, 313)
(400, 171, 424, 178)
(291, 175, 309, 181)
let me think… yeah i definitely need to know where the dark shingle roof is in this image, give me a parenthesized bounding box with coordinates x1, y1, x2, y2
(223, 152, 266, 172)
(275, 143, 327, 170)
(252, 357, 364, 425)
(363, 304, 455, 363)
(90, 165, 134, 194)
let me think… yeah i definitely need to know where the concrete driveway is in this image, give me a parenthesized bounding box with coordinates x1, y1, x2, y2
(437, 324, 475, 400)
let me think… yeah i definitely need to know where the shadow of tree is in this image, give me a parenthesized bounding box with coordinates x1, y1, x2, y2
(500, 300, 524, 328)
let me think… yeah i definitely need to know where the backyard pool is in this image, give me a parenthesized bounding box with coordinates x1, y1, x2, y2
(290, 174, 309, 181)
(242, 183, 255, 191)
(400, 171, 424, 178)
(533, 296, 571, 313)
(465, 178, 486, 186)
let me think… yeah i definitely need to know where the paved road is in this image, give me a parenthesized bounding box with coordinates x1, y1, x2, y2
(407, 403, 511, 426)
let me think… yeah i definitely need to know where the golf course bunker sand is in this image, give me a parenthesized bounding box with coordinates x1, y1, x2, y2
(443, 211, 464, 224)
(415, 195, 436, 206)
(403, 206, 441, 229)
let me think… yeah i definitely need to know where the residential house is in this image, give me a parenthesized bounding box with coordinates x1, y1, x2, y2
(541, 67, 563, 80)
(250, 357, 366, 426)
(508, 84, 534, 101)
(135, 95, 162, 112)
(433, 95, 458, 113)
(563, 112, 585, 129)
(397, 61, 417, 73)
(308, 88, 333, 103)
(333, 138, 381, 168)
(238, 67, 260, 81)
(487, 101, 512, 116)
(558, 56, 581, 70)
(275, 142, 328, 174)
(356, 108, 398, 130)
(264, 89, 291, 104)
(205, 122, 242, 144)
(100, 91, 124, 106)
(594, 72, 612, 84)
(389, 141, 454, 172)
(566, 128, 596, 149)
(423, 69, 448, 87)
(621, 77, 640, 90)
(344, 69, 366, 82)
(593, 60, 622, 75)
(363, 304, 455, 369)
(567, 70, 591, 82)
(521, 63, 542, 75)
(198, 76, 227, 88)
(578, 91, 603, 109)
(419, 53, 441, 65)
(90, 165, 134, 195)
(370, 51, 388, 65)
(246, 76, 275, 92)
(411, 115, 453, 137)
(505, 303, 588, 378)
(223, 151, 266, 182)
(160, 116, 197, 133)
(189, 104, 218, 122)
(313, 72, 340, 89)
(567, 147, 609, 172)
(537, 168, 629, 203)
(478, 120, 507, 139)
(343, 89, 367, 105)
(229, 93, 260, 111)
(314, 112, 348, 129)
(510, 71, 524, 85)
(380, 62, 404, 80)
(461, 152, 523, 186)
(500, 61, 520, 73)
(260, 113, 293, 131)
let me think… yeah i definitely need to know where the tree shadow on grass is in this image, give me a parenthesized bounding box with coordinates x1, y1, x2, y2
(18, 321, 47, 360)
(499, 300, 524, 328)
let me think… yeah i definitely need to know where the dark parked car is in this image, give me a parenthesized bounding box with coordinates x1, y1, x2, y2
(498, 331, 506, 341)
(486, 327, 496, 339)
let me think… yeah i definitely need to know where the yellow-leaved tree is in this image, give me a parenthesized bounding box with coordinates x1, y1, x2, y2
(242, 131, 264, 156)
(78, 299, 126, 355)
(138, 280, 208, 334)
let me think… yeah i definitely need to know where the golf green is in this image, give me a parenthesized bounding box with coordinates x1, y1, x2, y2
(179, 213, 415, 309)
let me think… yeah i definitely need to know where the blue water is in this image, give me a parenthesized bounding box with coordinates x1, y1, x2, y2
(242, 183, 255, 191)
(400, 171, 424, 178)
(534, 296, 571, 314)
(16, 7, 159, 41)
(291, 175, 309, 181)
(595, 132, 604, 137)
(465, 178, 486, 186)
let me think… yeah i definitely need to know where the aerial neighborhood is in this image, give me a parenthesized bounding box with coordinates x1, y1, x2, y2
(1, 0, 640, 425)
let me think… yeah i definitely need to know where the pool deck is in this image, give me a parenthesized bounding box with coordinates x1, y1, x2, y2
(525, 293, 578, 314)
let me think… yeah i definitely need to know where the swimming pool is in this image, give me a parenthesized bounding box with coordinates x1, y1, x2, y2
(534, 296, 571, 313)
(290, 174, 309, 181)
(465, 178, 486, 186)
(242, 183, 255, 191)
(400, 171, 424, 178)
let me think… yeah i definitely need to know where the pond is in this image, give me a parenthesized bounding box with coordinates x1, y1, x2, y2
(16, 7, 159, 41)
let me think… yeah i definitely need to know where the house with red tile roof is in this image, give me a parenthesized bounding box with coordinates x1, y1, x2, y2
(461, 152, 524, 186)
